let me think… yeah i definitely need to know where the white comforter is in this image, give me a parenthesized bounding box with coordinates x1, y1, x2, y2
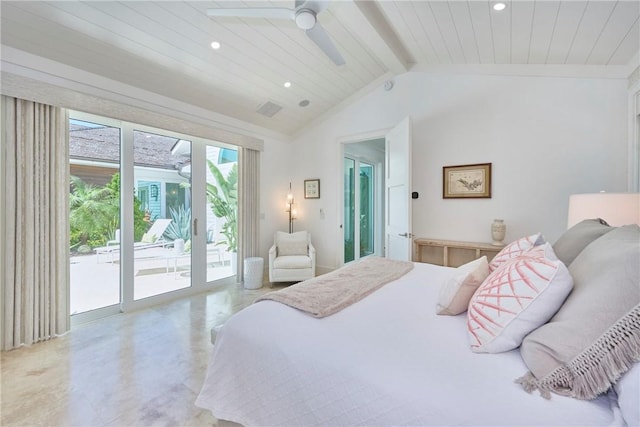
(196, 262, 621, 426)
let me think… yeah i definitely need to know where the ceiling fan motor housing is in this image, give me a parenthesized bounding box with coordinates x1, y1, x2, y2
(295, 9, 317, 30)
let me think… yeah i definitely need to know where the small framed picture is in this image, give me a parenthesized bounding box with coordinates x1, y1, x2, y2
(304, 179, 320, 199)
(443, 163, 492, 199)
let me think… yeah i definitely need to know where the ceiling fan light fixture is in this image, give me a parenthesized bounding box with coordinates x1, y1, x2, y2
(295, 9, 316, 30)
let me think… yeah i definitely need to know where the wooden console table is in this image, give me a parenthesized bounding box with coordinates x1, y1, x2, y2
(413, 238, 502, 267)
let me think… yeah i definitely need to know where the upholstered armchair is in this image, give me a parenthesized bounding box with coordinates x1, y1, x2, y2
(268, 231, 316, 284)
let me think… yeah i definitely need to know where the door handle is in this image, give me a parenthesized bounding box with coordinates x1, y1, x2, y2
(398, 232, 413, 238)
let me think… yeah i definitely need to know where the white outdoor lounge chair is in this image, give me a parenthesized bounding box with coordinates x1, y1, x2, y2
(95, 218, 173, 263)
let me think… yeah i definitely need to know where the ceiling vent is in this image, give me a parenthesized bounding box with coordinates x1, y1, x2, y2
(256, 101, 283, 118)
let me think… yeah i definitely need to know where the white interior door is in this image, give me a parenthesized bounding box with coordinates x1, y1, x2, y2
(385, 117, 412, 261)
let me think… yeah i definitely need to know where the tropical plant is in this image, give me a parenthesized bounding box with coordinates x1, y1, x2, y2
(106, 173, 148, 242)
(69, 173, 149, 251)
(207, 161, 237, 252)
(69, 175, 117, 247)
(165, 205, 191, 241)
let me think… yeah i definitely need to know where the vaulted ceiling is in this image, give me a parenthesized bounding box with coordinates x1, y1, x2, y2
(1, 1, 638, 136)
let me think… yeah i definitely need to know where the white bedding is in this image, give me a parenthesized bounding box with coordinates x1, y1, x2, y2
(196, 262, 622, 426)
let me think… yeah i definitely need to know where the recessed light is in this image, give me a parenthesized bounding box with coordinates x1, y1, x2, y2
(493, 2, 506, 11)
(284, 81, 292, 88)
(299, 99, 310, 107)
(210, 41, 221, 50)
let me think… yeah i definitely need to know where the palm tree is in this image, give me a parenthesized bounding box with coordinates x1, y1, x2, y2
(69, 176, 118, 246)
(207, 162, 237, 252)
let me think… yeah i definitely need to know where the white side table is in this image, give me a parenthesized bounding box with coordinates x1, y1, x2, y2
(244, 257, 264, 289)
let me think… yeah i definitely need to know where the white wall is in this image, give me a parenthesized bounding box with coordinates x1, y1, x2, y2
(3, 49, 631, 277)
(287, 71, 629, 272)
(258, 137, 294, 259)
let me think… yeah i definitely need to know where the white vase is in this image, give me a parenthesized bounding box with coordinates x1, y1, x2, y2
(491, 219, 506, 246)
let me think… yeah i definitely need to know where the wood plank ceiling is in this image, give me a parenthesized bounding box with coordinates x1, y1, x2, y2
(1, 1, 638, 136)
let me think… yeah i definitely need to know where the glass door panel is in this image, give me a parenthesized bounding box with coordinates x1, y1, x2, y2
(344, 158, 355, 263)
(344, 157, 377, 264)
(360, 162, 375, 257)
(205, 145, 237, 282)
(69, 119, 121, 314)
(133, 130, 192, 300)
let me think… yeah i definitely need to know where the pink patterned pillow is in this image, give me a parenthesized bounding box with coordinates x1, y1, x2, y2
(488, 233, 545, 272)
(467, 243, 573, 353)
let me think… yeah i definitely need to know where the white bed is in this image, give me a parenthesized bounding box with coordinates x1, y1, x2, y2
(196, 262, 622, 426)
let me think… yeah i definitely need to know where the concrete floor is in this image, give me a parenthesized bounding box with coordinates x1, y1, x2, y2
(1, 282, 285, 426)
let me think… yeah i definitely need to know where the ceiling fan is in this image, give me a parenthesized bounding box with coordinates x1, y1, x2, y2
(206, 0, 345, 66)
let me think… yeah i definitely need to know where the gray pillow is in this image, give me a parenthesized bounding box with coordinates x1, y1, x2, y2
(518, 225, 640, 400)
(552, 218, 613, 266)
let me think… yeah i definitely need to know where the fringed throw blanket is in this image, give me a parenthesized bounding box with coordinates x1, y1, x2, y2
(256, 257, 414, 318)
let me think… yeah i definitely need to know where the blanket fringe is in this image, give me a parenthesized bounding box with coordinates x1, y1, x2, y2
(516, 305, 640, 400)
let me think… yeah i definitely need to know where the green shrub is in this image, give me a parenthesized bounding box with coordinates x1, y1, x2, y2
(69, 173, 148, 251)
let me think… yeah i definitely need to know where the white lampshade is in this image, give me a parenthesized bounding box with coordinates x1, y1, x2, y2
(567, 193, 640, 229)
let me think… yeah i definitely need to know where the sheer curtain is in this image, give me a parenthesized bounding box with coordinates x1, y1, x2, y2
(237, 147, 261, 281)
(1, 96, 70, 350)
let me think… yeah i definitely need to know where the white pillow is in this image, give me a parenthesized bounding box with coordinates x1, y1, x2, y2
(278, 241, 308, 256)
(467, 243, 573, 353)
(615, 362, 640, 427)
(276, 231, 308, 256)
(489, 232, 545, 272)
(437, 256, 489, 316)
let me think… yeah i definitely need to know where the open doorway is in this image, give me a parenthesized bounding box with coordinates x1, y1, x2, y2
(343, 138, 385, 264)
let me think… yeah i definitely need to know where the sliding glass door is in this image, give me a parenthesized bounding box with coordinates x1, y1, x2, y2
(205, 145, 237, 283)
(69, 117, 122, 315)
(69, 112, 238, 320)
(133, 130, 192, 300)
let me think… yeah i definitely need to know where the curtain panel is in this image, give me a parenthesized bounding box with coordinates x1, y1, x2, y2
(237, 148, 261, 282)
(1, 96, 70, 350)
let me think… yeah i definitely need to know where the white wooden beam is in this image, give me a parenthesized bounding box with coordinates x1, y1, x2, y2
(334, 1, 411, 74)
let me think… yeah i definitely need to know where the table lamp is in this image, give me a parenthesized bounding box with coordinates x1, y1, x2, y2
(567, 192, 640, 229)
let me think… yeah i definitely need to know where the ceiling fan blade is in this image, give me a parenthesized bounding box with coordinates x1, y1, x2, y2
(206, 7, 294, 21)
(305, 22, 345, 66)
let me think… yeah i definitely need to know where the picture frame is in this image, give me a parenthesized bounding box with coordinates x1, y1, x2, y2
(443, 163, 492, 199)
(304, 179, 320, 199)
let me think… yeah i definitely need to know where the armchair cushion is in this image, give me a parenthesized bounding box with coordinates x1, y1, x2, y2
(273, 255, 313, 269)
(276, 231, 309, 256)
(278, 241, 309, 256)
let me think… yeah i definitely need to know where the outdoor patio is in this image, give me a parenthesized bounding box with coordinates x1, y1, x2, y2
(70, 247, 233, 315)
